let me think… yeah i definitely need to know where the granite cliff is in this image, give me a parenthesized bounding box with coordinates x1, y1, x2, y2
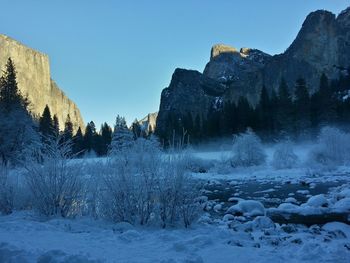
(156, 7, 350, 136)
(0, 34, 84, 132)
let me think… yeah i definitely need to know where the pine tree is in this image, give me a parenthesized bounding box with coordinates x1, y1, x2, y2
(183, 112, 194, 139)
(236, 96, 253, 133)
(318, 73, 336, 125)
(276, 78, 293, 135)
(99, 122, 112, 155)
(0, 58, 28, 112)
(62, 114, 74, 143)
(110, 115, 134, 153)
(73, 127, 84, 156)
(83, 121, 97, 153)
(114, 115, 127, 130)
(52, 114, 60, 138)
(131, 119, 142, 139)
(294, 78, 310, 137)
(0, 58, 39, 164)
(194, 114, 202, 139)
(39, 105, 54, 138)
(258, 85, 273, 136)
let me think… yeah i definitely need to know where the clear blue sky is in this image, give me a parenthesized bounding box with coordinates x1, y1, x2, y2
(0, 0, 349, 128)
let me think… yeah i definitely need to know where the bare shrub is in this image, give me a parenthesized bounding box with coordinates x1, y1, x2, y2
(103, 138, 161, 225)
(271, 141, 298, 169)
(24, 138, 84, 217)
(309, 126, 350, 166)
(231, 130, 266, 167)
(102, 138, 201, 227)
(157, 153, 201, 228)
(182, 150, 214, 173)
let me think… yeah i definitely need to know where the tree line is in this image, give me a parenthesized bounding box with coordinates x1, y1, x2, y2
(38, 106, 149, 157)
(158, 71, 350, 143)
(0, 58, 149, 164)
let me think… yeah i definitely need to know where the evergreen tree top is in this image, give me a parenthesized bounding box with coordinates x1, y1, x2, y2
(0, 58, 29, 112)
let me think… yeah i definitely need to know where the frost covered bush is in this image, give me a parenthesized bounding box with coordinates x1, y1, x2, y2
(102, 138, 201, 227)
(25, 139, 84, 217)
(103, 138, 161, 225)
(271, 141, 298, 169)
(309, 127, 350, 166)
(158, 153, 201, 228)
(181, 150, 213, 173)
(0, 162, 13, 214)
(231, 130, 266, 167)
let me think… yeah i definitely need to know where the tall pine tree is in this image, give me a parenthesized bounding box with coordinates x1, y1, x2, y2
(52, 114, 60, 138)
(276, 77, 293, 135)
(0, 58, 39, 164)
(39, 105, 54, 139)
(294, 78, 310, 137)
(73, 127, 84, 156)
(62, 114, 74, 144)
(83, 121, 97, 154)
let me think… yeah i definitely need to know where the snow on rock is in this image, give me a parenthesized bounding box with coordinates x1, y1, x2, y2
(222, 214, 235, 222)
(322, 222, 350, 238)
(227, 197, 243, 203)
(197, 213, 212, 224)
(296, 190, 310, 195)
(306, 194, 328, 208)
(226, 200, 265, 217)
(277, 203, 300, 212)
(337, 188, 350, 199)
(284, 197, 298, 204)
(213, 204, 223, 212)
(251, 216, 275, 230)
(332, 197, 350, 213)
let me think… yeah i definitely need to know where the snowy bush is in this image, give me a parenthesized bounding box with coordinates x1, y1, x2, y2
(0, 106, 40, 166)
(102, 139, 201, 227)
(309, 126, 350, 166)
(24, 139, 84, 217)
(158, 153, 201, 228)
(231, 130, 266, 167)
(102, 138, 161, 225)
(109, 115, 134, 155)
(271, 141, 298, 169)
(181, 150, 214, 173)
(0, 162, 13, 214)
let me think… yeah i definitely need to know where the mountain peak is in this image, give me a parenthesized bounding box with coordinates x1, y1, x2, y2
(210, 44, 238, 60)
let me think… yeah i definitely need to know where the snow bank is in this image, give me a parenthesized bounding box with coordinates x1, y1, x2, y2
(1, 210, 350, 262)
(226, 200, 265, 217)
(306, 194, 328, 207)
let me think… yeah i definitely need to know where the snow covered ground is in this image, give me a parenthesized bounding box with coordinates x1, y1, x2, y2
(1, 211, 349, 263)
(1, 141, 350, 262)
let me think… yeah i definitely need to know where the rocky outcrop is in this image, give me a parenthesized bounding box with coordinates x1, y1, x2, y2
(204, 45, 271, 104)
(156, 7, 350, 135)
(156, 68, 227, 137)
(138, 112, 158, 135)
(0, 34, 84, 132)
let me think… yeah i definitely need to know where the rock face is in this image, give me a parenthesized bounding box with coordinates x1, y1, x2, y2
(0, 34, 84, 132)
(156, 68, 226, 137)
(138, 112, 158, 135)
(156, 7, 350, 135)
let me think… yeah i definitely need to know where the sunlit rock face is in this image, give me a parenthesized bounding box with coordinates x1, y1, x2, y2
(204, 45, 271, 105)
(0, 34, 84, 132)
(205, 9, 350, 100)
(156, 7, 350, 135)
(139, 112, 158, 135)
